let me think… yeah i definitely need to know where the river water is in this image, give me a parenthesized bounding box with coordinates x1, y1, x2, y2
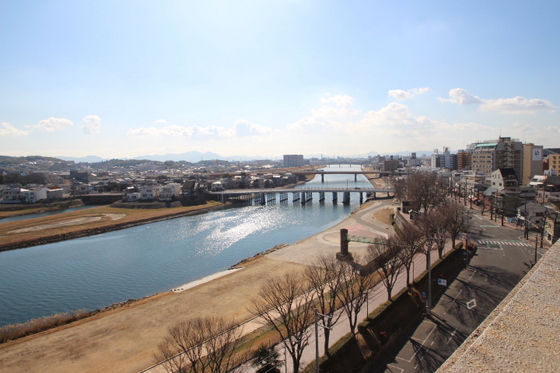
(0, 165, 371, 327)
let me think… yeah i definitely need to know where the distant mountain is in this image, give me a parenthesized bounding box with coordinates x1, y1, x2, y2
(56, 155, 107, 163)
(133, 151, 225, 163)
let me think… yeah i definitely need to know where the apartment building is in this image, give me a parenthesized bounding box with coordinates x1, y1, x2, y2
(283, 154, 304, 168)
(471, 137, 523, 179)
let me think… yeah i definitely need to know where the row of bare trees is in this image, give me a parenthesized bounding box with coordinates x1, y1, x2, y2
(155, 255, 376, 373)
(252, 255, 376, 373)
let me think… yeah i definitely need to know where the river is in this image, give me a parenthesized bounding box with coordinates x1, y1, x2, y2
(0, 165, 372, 327)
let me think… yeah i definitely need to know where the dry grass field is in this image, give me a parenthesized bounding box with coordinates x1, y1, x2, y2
(0, 201, 223, 251)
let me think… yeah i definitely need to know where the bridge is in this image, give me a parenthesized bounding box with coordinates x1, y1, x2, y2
(291, 170, 399, 181)
(208, 187, 394, 206)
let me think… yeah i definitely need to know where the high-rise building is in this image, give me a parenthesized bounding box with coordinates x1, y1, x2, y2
(471, 137, 523, 179)
(522, 143, 544, 186)
(431, 147, 457, 170)
(283, 154, 304, 168)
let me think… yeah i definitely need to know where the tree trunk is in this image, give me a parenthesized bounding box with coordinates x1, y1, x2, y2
(324, 328, 331, 357)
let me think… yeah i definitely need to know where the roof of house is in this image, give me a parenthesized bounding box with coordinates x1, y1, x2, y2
(496, 168, 517, 179)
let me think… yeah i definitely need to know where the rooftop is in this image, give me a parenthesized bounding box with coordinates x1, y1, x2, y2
(437, 239, 560, 372)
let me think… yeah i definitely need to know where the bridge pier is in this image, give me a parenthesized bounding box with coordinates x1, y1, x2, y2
(293, 192, 300, 202)
(354, 174, 357, 182)
(321, 174, 324, 183)
(359, 192, 363, 204)
(343, 191, 350, 204)
(302, 191, 313, 205)
(280, 192, 288, 203)
(332, 192, 338, 203)
(260, 192, 266, 206)
(266, 193, 276, 204)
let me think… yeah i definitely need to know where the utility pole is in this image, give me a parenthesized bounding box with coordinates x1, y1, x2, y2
(427, 246, 432, 314)
(315, 310, 331, 373)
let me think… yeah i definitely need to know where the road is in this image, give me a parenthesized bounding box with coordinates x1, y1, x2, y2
(374, 210, 545, 373)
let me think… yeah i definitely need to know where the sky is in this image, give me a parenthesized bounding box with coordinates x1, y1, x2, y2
(1, 0, 559, 160)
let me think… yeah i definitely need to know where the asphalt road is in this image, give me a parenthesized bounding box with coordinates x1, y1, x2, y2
(375, 211, 545, 373)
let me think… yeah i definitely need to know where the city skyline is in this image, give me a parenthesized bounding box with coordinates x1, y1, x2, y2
(1, 1, 559, 159)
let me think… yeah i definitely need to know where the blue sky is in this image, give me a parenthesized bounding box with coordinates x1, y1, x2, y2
(1, 0, 559, 159)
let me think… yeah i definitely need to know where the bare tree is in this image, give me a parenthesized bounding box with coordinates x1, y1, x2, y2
(155, 316, 242, 373)
(250, 272, 315, 373)
(394, 223, 424, 287)
(304, 254, 345, 357)
(336, 260, 374, 334)
(366, 236, 405, 302)
(389, 176, 408, 202)
(432, 209, 449, 259)
(441, 200, 468, 251)
(406, 172, 447, 213)
(416, 213, 439, 270)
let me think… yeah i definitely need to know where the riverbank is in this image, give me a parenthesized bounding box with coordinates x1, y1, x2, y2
(0, 199, 84, 219)
(0, 198, 396, 373)
(0, 200, 227, 252)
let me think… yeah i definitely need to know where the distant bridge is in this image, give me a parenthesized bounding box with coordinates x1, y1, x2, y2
(291, 170, 401, 181)
(208, 187, 394, 205)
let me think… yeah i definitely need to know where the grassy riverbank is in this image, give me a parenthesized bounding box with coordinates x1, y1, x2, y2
(0, 199, 85, 219)
(0, 200, 224, 252)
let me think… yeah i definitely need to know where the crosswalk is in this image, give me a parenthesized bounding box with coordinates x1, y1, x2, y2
(477, 239, 533, 248)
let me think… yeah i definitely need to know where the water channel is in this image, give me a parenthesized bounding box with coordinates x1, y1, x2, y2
(0, 165, 372, 327)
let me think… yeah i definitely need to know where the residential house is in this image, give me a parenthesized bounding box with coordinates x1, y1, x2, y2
(46, 188, 64, 200)
(138, 186, 162, 201)
(490, 168, 519, 193)
(517, 202, 548, 230)
(159, 183, 182, 201)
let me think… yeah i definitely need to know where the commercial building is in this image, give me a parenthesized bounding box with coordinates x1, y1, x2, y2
(522, 143, 544, 186)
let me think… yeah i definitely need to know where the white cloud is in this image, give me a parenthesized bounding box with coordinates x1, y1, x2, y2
(34, 117, 73, 132)
(480, 96, 556, 114)
(0, 122, 28, 137)
(388, 87, 429, 100)
(320, 94, 355, 107)
(127, 120, 273, 138)
(232, 119, 273, 136)
(545, 125, 560, 135)
(438, 88, 482, 105)
(285, 94, 496, 153)
(439, 88, 556, 114)
(153, 119, 167, 125)
(81, 115, 101, 134)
